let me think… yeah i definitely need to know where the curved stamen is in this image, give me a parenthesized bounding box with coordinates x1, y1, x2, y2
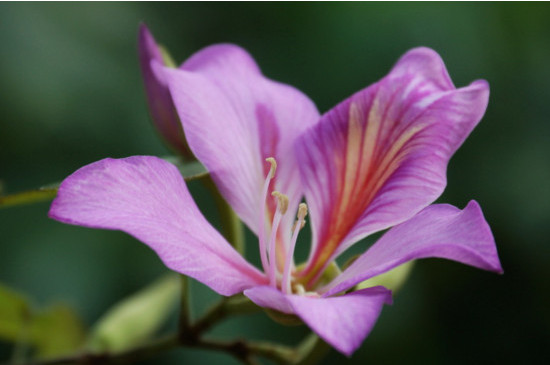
(268, 191, 288, 286)
(282, 203, 308, 294)
(258, 158, 277, 273)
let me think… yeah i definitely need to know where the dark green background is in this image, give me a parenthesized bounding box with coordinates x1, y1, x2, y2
(1, 2, 549, 364)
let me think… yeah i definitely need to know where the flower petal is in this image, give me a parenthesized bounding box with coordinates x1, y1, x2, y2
(297, 47, 490, 280)
(322, 201, 503, 297)
(244, 285, 392, 356)
(138, 24, 191, 157)
(49, 156, 266, 296)
(161, 45, 320, 243)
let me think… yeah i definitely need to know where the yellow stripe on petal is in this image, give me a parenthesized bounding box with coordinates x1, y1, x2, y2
(302, 96, 428, 286)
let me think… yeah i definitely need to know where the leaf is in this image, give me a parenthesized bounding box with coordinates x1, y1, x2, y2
(0, 283, 32, 341)
(86, 274, 180, 353)
(0, 284, 86, 359)
(356, 261, 415, 293)
(30, 304, 86, 358)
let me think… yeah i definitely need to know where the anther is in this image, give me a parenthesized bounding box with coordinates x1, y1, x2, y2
(271, 191, 289, 214)
(265, 157, 277, 179)
(298, 203, 308, 219)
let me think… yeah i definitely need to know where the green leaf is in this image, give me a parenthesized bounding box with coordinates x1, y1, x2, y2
(30, 304, 86, 358)
(356, 261, 415, 293)
(0, 283, 31, 341)
(86, 274, 180, 353)
(0, 284, 86, 360)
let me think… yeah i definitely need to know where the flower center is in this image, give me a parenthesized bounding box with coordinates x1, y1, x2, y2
(258, 157, 308, 294)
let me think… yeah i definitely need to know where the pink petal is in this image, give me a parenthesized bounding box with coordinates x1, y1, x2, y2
(138, 24, 191, 157)
(49, 156, 266, 296)
(322, 201, 503, 297)
(297, 47, 490, 279)
(244, 285, 392, 356)
(162, 45, 320, 247)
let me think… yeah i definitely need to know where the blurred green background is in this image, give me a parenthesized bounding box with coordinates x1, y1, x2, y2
(1, 2, 549, 364)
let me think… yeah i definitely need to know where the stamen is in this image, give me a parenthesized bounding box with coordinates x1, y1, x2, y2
(271, 191, 289, 214)
(267, 191, 288, 286)
(282, 203, 308, 294)
(258, 157, 277, 274)
(266, 157, 277, 179)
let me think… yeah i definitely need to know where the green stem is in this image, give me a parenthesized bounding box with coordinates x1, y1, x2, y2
(203, 177, 245, 254)
(23, 335, 178, 365)
(177, 275, 191, 338)
(19, 335, 295, 365)
(292, 334, 331, 365)
(0, 188, 58, 209)
(245, 341, 295, 365)
(190, 295, 261, 336)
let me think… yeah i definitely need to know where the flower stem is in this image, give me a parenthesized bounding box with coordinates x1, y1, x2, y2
(203, 176, 245, 254)
(0, 187, 58, 209)
(177, 275, 191, 337)
(22, 334, 179, 365)
(190, 295, 261, 336)
(19, 335, 296, 365)
(293, 334, 331, 365)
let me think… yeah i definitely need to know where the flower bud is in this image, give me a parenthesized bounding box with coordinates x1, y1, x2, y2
(138, 24, 194, 159)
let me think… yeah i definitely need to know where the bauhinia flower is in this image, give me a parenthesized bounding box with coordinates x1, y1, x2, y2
(49, 28, 502, 355)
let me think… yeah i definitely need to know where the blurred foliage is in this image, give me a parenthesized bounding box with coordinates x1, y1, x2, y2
(30, 304, 86, 358)
(1, 2, 549, 364)
(0, 284, 30, 341)
(86, 274, 179, 353)
(0, 283, 86, 360)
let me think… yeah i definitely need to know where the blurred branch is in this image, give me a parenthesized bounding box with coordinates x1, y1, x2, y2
(20, 335, 296, 365)
(9, 295, 299, 365)
(189, 295, 261, 336)
(22, 334, 178, 365)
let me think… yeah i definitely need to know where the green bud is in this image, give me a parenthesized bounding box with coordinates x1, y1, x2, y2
(86, 274, 180, 353)
(356, 261, 415, 293)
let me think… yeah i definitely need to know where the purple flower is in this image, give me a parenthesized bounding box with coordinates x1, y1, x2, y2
(138, 24, 193, 158)
(50, 31, 502, 355)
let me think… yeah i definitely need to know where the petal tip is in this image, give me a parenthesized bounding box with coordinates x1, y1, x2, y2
(464, 200, 503, 274)
(138, 23, 159, 59)
(468, 79, 490, 96)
